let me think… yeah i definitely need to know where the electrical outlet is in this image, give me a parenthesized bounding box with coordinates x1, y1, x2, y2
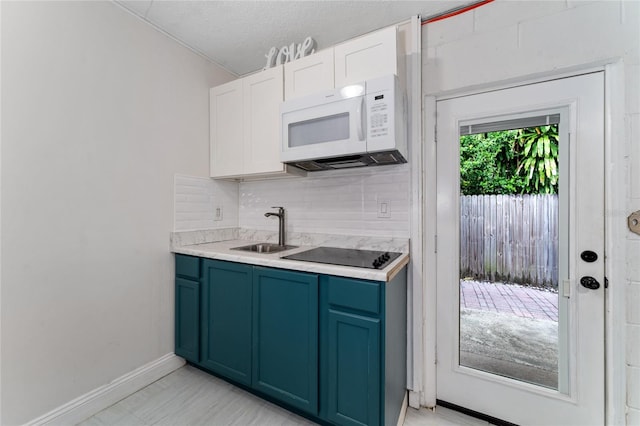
(377, 200, 391, 218)
(214, 205, 223, 221)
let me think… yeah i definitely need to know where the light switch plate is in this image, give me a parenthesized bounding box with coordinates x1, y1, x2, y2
(629, 210, 640, 235)
(377, 199, 391, 218)
(214, 205, 223, 221)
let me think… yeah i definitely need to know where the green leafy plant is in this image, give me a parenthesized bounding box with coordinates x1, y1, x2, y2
(459, 125, 559, 195)
(460, 130, 526, 195)
(517, 125, 558, 194)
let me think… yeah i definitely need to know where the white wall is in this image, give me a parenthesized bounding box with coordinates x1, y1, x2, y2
(422, 1, 639, 423)
(0, 2, 235, 424)
(238, 165, 410, 238)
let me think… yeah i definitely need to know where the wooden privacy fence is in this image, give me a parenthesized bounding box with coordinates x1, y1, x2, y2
(459, 194, 559, 289)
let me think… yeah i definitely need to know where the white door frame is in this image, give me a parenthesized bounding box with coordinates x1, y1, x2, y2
(418, 62, 627, 425)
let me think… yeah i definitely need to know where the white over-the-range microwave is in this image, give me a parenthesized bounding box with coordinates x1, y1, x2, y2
(280, 74, 407, 171)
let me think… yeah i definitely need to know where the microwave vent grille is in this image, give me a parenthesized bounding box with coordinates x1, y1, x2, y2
(370, 151, 405, 165)
(295, 161, 325, 172)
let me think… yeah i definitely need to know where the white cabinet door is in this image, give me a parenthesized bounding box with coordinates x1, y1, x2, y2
(210, 80, 243, 178)
(243, 66, 284, 175)
(284, 49, 334, 100)
(334, 26, 398, 88)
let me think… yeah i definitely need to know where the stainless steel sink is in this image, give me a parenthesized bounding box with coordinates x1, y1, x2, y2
(230, 243, 298, 254)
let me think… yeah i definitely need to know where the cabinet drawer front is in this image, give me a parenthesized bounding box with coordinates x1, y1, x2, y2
(175, 254, 200, 279)
(327, 276, 380, 315)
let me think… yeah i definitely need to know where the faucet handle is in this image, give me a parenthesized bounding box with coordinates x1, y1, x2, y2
(271, 206, 283, 209)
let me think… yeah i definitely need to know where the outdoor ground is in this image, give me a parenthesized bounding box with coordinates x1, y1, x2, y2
(458, 280, 559, 389)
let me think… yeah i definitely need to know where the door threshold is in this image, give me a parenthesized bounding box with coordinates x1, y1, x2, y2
(436, 400, 518, 426)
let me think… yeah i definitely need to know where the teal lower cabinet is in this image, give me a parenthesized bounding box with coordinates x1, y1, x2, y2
(175, 277, 200, 363)
(175, 255, 201, 363)
(320, 271, 407, 426)
(201, 259, 253, 386)
(174, 254, 407, 426)
(327, 310, 380, 426)
(252, 267, 318, 415)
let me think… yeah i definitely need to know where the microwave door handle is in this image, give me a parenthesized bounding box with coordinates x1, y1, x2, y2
(356, 97, 365, 141)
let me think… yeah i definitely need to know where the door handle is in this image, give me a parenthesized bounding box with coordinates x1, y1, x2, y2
(580, 276, 600, 290)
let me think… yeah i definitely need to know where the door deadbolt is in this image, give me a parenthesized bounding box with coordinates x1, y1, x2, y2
(580, 250, 598, 263)
(580, 276, 600, 290)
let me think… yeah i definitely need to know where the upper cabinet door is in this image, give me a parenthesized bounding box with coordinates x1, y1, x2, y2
(284, 49, 334, 100)
(210, 80, 244, 178)
(243, 66, 284, 175)
(334, 26, 398, 88)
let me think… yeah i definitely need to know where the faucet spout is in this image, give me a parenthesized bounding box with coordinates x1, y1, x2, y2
(265, 206, 286, 246)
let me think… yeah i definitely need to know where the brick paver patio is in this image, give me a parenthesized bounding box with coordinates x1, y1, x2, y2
(460, 280, 558, 322)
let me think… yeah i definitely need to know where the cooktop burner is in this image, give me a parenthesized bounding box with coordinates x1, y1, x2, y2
(282, 247, 402, 270)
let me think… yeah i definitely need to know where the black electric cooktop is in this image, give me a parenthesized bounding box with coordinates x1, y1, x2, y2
(282, 247, 402, 270)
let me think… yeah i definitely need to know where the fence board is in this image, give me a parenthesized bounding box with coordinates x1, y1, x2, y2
(459, 194, 559, 288)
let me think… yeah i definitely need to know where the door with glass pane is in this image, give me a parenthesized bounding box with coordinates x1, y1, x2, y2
(435, 73, 604, 425)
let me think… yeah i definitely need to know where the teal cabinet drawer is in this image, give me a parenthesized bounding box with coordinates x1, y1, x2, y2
(327, 276, 380, 315)
(176, 254, 200, 279)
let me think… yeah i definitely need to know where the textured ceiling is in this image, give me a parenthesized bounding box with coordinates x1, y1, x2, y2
(115, 1, 471, 76)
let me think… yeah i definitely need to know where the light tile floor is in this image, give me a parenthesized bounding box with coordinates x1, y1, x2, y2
(79, 365, 490, 426)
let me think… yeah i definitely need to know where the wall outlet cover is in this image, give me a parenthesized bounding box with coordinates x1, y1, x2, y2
(214, 205, 223, 221)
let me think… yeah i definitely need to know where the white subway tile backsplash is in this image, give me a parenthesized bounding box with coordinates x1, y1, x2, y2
(239, 165, 410, 238)
(174, 174, 238, 231)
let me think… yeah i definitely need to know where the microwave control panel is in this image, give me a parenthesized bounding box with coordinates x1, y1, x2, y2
(366, 85, 396, 150)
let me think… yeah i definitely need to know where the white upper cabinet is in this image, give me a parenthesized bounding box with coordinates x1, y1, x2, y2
(210, 79, 243, 178)
(284, 49, 334, 100)
(334, 26, 398, 88)
(210, 66, 303, 179)
(243, 66, 284, 175)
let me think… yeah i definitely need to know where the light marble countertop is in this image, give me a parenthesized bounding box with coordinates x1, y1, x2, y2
(172, 239, 409, 282)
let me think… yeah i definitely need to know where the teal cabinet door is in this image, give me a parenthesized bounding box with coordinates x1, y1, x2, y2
(201, 259, 253, 386)
(252, 267, 319, 415)
(175, 277, 200, 363)
(327, 310, 381, 426)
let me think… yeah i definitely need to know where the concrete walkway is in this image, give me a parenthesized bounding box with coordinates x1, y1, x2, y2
(459, 279, 559, 389)
(460, 279, 558, 322)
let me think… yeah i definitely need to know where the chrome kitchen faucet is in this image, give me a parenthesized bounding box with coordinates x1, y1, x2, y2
(264, 207, 286, 247)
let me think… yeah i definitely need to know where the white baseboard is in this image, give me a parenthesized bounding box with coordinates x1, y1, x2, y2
(397, 391, 409, 426)
(26, 353, 185, 426)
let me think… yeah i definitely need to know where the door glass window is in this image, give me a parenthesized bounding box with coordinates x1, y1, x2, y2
(458, 118, 561, 389)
